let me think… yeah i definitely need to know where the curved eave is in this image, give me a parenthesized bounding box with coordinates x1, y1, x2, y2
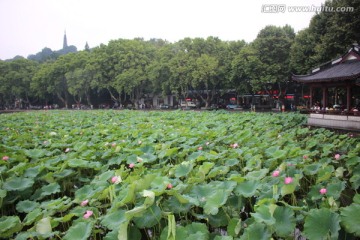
(292, 73, 360, 83)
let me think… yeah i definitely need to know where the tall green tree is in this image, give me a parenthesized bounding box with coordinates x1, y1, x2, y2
(313, 0, 360, 64)
(191, 54, 219, 107)
(65, 51, 95, 106)
(32, 54, 73, 108)
(112, 39, 156, 107)
(168, 44, 194, 103)
(252, 25, 295, 98)
(231, 44, 265, 95)
(0, 58, 38, 108)
(290, 29, 317, 74)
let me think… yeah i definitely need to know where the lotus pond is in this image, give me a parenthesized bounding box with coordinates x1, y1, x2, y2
(1, 110, 360, 240)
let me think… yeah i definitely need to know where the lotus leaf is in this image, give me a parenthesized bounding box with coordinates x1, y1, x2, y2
(0, 216, 22, 238)
(239, 222, 271, 240)
(16, 200, 40, 213)
(304, 208, 340, 240)
(3, 177, 34, 191)
(63, 221, 93, 240)
(340, 203, 360, 236)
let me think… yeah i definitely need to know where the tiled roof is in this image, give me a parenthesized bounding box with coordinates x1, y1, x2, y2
(293, 44, 360, 83)
(292, 60, 360, 82)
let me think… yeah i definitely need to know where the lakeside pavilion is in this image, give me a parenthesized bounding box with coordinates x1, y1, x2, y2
(292, 44, 360, 130)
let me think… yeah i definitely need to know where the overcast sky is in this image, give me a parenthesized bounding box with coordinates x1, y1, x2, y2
(0, 0, 326, 60)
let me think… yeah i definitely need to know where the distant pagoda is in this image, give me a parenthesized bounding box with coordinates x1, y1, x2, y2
(63, 31, 68, 49)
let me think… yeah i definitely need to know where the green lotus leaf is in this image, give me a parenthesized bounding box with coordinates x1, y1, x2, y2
(133, 205, 162, 228)
(0, 216, 22, 238)
(207, 166, 229, 178)
(184, 184, 216, 206)
(3, 177, 34, 191)
(213, 236, 233, 240)
(281, 183, 296, 196)
(163, 196, 192, 213)
(53, 169, 74, 179)
(245, 169, 269, 180)
(340, 203, 360, 236)
(353, 194, 360, 204)
(16, 200, 40, 213)
(104, 230, 118, 240)
(101, 210, 127, 230)
(224, 158, 239, 167)
(159, 226, 188, 240)
(202, 182, 237, 215)
(75, 185, 99, 201)
(175, 162, 193, 178)
(234, 180, 259, 198)
(63, 221, 93, 240)
(316, 165, 334, 184)
(159, 147, 179, 159)
(239, 222, 271, 240)
(140, 153, 157, 163)
(140, 145, 155, 154)
(40, 182, 61, 198)
(345, 156, 360, 168)
(185, 222, 210, 239)
(40, 197, 72, 212)
(25, 149, 47, 159)
(303, 163, 322, 175)
(327, 180, 346, 200)
(24, 165, 44, 178)
(273, 206, 296, 237)
(227, 218, 241, 237)
(15, 231, 39, 240)
(36, 217, 52, 236)
(252, 204, 276, 225)
(23, 208, 43, 226)
(350, 165, 360, 190)
(198, 162, 215, 175)
(0, 189, 7, 204)
(150, 175, 170, 194)
(187, 151, 203, 161)
(208, 208, 229, 227)
(68, 159, 101, 169)
(127, 225, 142, 240)
(304, 208, 340, 240)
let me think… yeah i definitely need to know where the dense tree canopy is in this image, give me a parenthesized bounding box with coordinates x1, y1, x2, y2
(0, 0, 358, 109)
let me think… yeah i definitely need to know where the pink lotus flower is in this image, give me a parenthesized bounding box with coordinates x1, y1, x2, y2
(272, 170, 280, 177)
(198, 146, 203, 150)
(167, 183, 173, 189)
(2, 156, 9, 161)
(81, 199, 89, 206)
(83, 210, 93, 219)
(334, 154, 340, 160)
(111, 176, 121, 184)
(319, 188, 327, 195)
(65, 148, 70, 153)
(111, 142, 116, 147)
(303, 155, 308, 160)
(230, 143, 239, 148)
(129, 163, 135, 168)
(284, 177, 293, 185)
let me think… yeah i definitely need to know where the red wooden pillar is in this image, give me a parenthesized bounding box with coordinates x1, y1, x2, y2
(309, 85, 313, 108)
(322, 86, 328, 109)
(347, 84, 351, 112)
